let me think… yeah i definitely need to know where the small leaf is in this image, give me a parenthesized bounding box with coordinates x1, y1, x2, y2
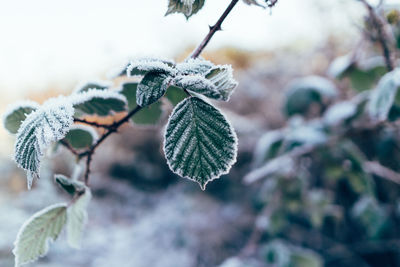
(66, 188, 91, 249)
(137, 72, 171, 107)
(54, 174, 86, 196)
(205, 66, 238, 101)
(368, 68, 400, 121)
(165, 86, 188, 106)
(176, 58, 214, 76)
(165, 0, 205, 19)
(62, 125, 98, 149)
(164, 97, 237, 190)
(71, 89, 127, 117)
(73, 80, 111, 93)
(14, 97, 74, 189)
(13, 204, 68, 267)
(3, 101, 39, 134)
(127, 58, 176, 77)
(119, 82, 164, 125)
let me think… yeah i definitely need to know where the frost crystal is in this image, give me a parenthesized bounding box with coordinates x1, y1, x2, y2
(127, 58, 176, 77)
(176, 58, 214, 75)
(73, 80, 112, 93)
(164, 97, 238, 190)
(14, 96, 74, 189)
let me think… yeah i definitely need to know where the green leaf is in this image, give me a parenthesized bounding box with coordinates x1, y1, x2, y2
(14, 97, 74, 189)
(62, 125, 97, 149)
(66, 188, 91, 249)
(54, 174, 86, 196)
(13, 204, 68, 267)
(3, 101, 39, 134)
(74, 80, 110, 93)
(137, 72, 171, 107)
(71, 89, 127, 117)
(165, 86, 188, 106)
(165, 0, 205, 19)
(164, 97, 237, 190)
(119, 82, 164, 125)
(368, 68, 400, 121)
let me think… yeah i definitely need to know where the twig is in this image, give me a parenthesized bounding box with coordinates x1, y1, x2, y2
(360, 0, 395, 71)
(191, 0, 240, 58)
(74, 118, 113, 129)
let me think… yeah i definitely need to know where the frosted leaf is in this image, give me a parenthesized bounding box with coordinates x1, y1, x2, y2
(165, 0, 205, 19)
(127, 58, 176, 77)
(327, 54, 354, 79)
(119, 82, 164, 125)
(176, 58, 214, 76)
(13, 203, 68, 267)
(252, 130, 283, 167)
(323, 101, 357, 126)
(164, 97, 237, 190)
(286, 123, 327, 146)
(284, 76, 338, 117)
(3, 100, 40, 134)
(205, 66, 238, 101)
(73, 80, 111, 93)
(165, 85, 188, 106)
(137, 72, 171, 107)
(173, 75, 221, 99)
(14, 97, 74, 189)
(54, 174, 85, 196)
(244, 155, 294, 184)
(61, 125, 98, 149)
(71, 89, 127, 116)
(66, 187, 91, 249)
(368, 68, 400, 121)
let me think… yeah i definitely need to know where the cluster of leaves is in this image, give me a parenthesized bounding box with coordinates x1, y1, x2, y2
(239, 6, 400, 266)
(3, 56, 239, 266)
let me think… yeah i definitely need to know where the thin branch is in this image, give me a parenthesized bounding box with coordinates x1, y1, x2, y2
(74, 118, 113, 129)
(191, 0, 240, 58)
(360, 0, 395, 71)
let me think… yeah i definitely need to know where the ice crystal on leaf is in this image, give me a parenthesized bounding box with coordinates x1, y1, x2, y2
(137, 72, 172, 107)
(127, 58, 176, 77)
(14, 97, 74, 189)
(164, 97, 237, 190)
(176, 58, 214, 76)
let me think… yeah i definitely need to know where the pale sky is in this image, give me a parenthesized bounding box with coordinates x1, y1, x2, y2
(0, 0, 371, 98)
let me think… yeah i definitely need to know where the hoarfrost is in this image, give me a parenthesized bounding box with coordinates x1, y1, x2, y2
(14, 96, 74, 189)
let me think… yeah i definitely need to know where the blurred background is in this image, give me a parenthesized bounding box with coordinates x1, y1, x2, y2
(2, 0, 400, 266)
